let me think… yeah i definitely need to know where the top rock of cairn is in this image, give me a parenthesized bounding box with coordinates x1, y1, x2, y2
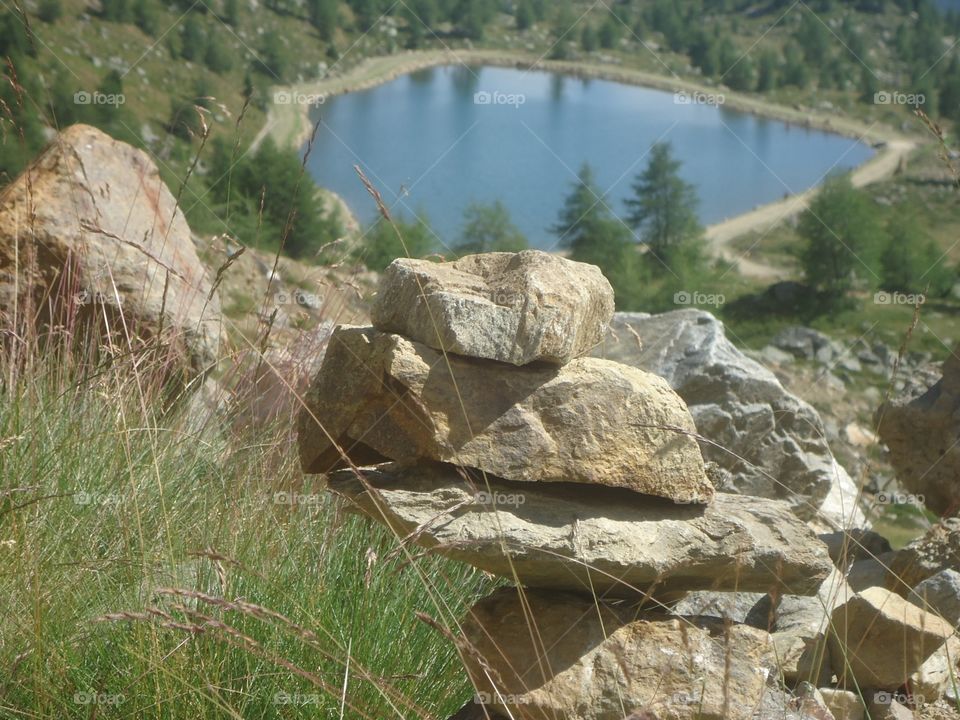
(371, 250, 615, 366)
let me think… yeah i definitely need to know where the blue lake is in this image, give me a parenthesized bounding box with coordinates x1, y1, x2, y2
(305, 65, 874, 250)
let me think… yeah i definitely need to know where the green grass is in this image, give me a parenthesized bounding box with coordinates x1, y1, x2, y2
(0, 355, 491, 718)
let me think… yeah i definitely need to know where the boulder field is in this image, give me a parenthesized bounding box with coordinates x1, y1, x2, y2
(297, 252, 960, 719)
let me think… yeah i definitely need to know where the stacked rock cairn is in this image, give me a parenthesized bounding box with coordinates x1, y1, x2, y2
(297, 250, 949, 720)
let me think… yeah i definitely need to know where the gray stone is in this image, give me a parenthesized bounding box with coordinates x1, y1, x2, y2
(371, 251, 614, 365)
(756, 345, 796, 365)
(671, 591, 767, 625)
(461, 587, 778, 720)
(593, 311, 864, 526)
(818, 529, 892, 568)
(299, 326, 713, 503)
(908, 569, 960, 625)
(760, 567, 854, 685)
(846, 552, 898, 592)
(326, 461, 835, 598)
(773, 326, 836, 362)
(889, 519, 960, 590)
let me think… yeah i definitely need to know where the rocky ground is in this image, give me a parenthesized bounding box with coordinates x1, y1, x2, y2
(3, 124, 958, 720)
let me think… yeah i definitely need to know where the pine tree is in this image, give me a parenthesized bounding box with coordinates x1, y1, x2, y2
(308, 0, 338, 40)
(515, 0, 534, 31)
(553, 164, 648, 308)
(204, 32, 233, 72)
(799, 175, 883, 299)
(180, 14, 206, 62)
(625, 142, 703, 268)
(454, 201, 528, 256)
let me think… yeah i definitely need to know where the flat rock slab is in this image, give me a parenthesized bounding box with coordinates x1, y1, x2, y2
(299, 326, 713, 503)
(326, 462, 833, 597)
(371, 251, 614, 365)
(460, 587, 777, 720)
(828, 586, 956, 689)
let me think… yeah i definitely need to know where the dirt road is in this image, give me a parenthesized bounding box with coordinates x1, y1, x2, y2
(705, 139, 916, 282)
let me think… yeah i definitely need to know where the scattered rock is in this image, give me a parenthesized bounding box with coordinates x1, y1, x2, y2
(910, 633, 960, 702)
(865, 695, 914, 720)
(671, 590, 767, 625)
(773, 326, 840, 363)
(889, 519, 960, 590)
(299, 326, 713, 503)
(764, 567, 855, 685)
(846, 551, 898, 592)
(794, 683, 837, 720)
(819, 688, 864, 720)
(594, 311, 863, 526)
(756, 345, 796, 366)
(818, 529, 892, 567)
(877, 344, 960, 517)
(326, 461, 834, 597)
(908, 569, 960, 626)
(371, 251, 614, 366)
(844, 423, 877, 448)
(0, 124, 222, 378)
(828, 586, 955, 689)
(461, 587, 778, 720)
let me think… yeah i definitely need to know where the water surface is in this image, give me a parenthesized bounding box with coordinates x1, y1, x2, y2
(306, 65, 874, 249)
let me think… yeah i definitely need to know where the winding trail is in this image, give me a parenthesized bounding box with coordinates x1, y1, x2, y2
(706, 139, 917, 282)
(257, 49, 922, 280)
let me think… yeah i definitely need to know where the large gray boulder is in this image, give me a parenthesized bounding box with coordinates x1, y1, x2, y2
(0, 124, 221, 377)
(298, 326, 713, 504)
(877, 344, 960, 517)
(461, 587, 778, 720)
(371, 251, 614, 365)
(327, 462, 834, 597)
(594, 310, 864, 527)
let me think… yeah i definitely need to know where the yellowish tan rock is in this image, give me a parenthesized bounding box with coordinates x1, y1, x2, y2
(298, 326, 713, 503)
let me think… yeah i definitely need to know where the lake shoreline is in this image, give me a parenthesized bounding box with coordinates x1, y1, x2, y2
(257, 49, 918, 259)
